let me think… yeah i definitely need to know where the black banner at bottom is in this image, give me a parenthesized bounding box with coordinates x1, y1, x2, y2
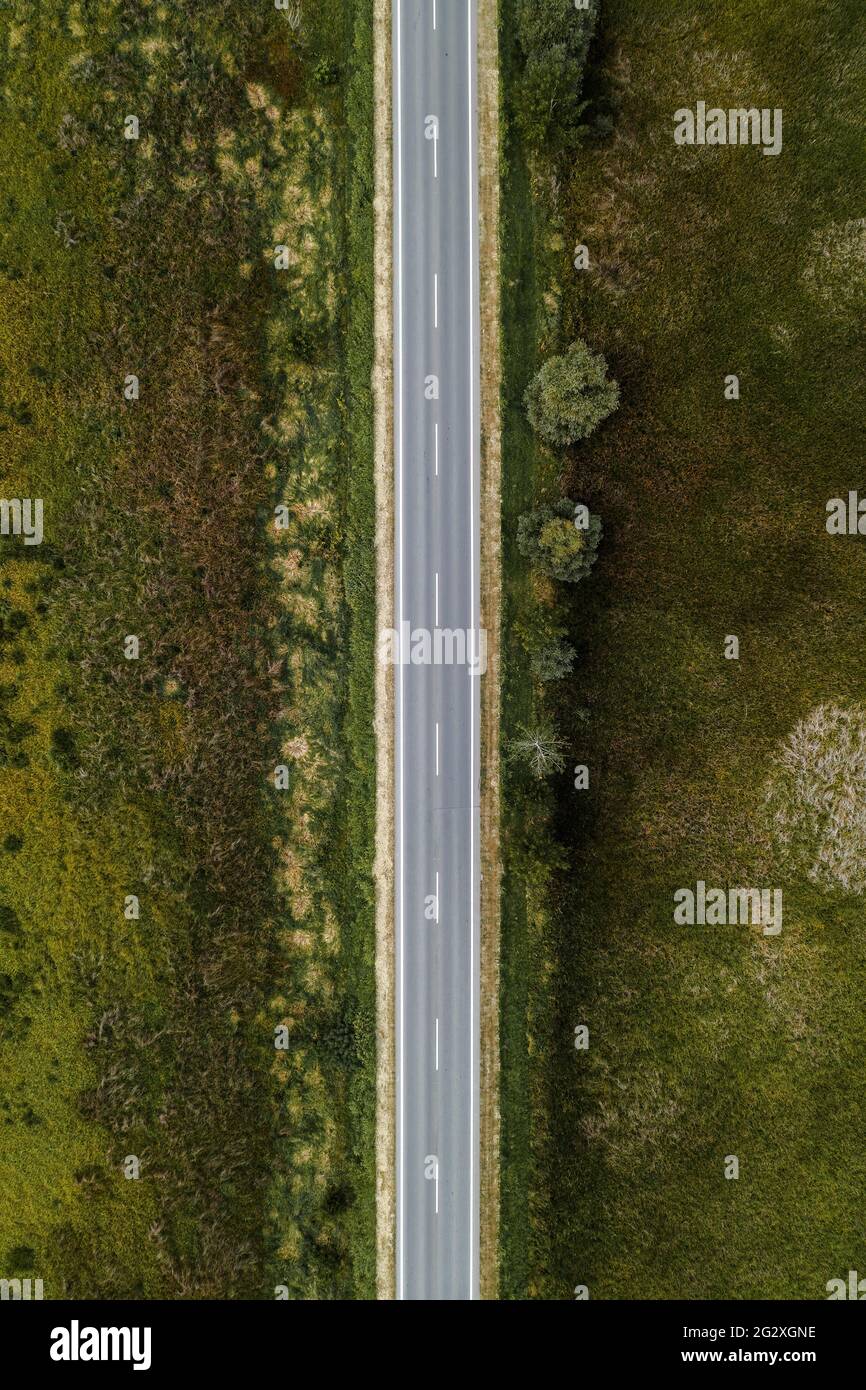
(1, 1297, 860, 1375)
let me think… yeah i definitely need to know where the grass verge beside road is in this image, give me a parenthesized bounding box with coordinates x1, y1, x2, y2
(0, 0, 375, 1299)
(500, 0, 866, 1298)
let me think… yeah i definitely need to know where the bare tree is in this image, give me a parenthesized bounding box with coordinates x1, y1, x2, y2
(508, 721, 566, 780)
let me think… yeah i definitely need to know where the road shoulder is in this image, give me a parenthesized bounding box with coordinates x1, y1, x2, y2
(478, 0, 502, 1303)
(373, 0, 396, 1304)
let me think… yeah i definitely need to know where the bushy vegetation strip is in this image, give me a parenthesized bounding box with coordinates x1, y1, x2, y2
(500, 0, 866, 1298)
(0, 0, 374, 1299)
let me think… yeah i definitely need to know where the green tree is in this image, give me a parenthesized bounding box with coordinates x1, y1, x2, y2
(313, 57, 339, 86)
(531, 639, 576, 682)
(515, 0, 599, 153)
(525, 340, 619, 448)
(517, 499, 602, 582)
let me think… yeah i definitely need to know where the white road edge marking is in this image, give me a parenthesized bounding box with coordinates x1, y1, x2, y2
(396, 0, 405, 1304)
(467, 0, 476, 1303)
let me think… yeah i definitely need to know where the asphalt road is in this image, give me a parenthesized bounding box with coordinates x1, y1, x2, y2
(393, 0, 481, 1301)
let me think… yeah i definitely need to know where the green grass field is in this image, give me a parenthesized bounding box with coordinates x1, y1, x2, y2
(500, 0, 866, 1299)
(0, 0, 374, 1299)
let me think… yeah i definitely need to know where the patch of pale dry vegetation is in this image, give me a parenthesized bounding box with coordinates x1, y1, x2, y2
(748, 934, 837, 1056)
(764, 702, 866, 894)
(580, 1063, 684, 1174)
(802, 218, 866, 323)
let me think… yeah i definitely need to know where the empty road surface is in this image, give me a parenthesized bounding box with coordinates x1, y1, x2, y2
(393, 0, 481, 1300)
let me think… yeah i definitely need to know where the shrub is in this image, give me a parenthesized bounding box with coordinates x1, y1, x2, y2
(50, 726, 80, 772)
(0, 971, 29, 1018)
(6, 1245, 35, 1272)
(0, 606, 28, 645)
(531, 639, 576, 681)
(517, 498, 602, 582)
(525, 340, 619, 447)
(514, 0, 599, 153)
(313, 57, 339, 86)
(0, 905, 22, 937)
